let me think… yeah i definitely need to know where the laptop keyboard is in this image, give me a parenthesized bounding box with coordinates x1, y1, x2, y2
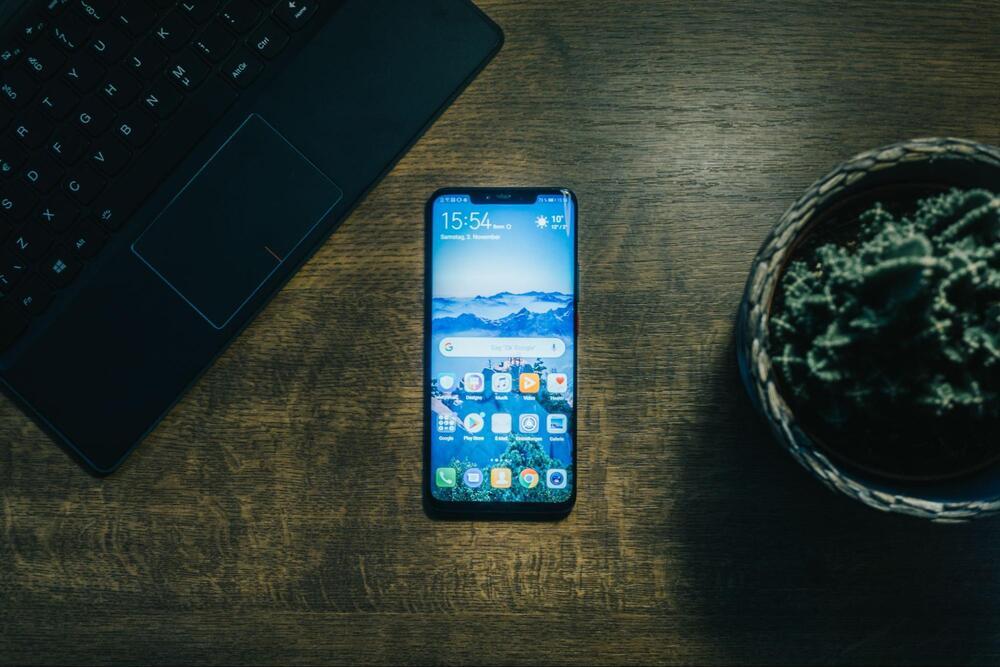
(0, 0, 327, 351)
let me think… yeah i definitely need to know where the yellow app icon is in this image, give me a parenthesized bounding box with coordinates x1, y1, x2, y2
(518, 373, 540, 394)
(491, 467, 512, 489)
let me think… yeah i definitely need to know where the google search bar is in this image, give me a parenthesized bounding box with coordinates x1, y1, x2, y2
(440, 337, 566, 358)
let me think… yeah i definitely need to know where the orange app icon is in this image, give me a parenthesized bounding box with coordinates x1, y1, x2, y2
(518, 373, 540, 394)
(491, 467, 512, 489)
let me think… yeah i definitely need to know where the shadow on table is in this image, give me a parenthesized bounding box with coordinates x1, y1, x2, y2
(667, 330, 1000, 665)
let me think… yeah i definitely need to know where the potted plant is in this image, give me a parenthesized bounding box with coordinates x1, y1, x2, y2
(737, 138, 1000, 521)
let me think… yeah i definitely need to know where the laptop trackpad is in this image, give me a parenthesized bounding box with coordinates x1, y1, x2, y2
(132, 114, 343, 329)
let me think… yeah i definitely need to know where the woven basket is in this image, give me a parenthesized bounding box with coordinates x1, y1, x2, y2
(736, 138, 1000, 522)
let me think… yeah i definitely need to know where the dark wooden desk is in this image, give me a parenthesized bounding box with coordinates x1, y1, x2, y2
(4, 2, 1000, 664)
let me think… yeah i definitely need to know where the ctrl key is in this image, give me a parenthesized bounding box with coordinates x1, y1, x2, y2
(0, 299, 28, 351)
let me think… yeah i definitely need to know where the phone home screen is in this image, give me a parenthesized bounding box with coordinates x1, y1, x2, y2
(428, 191, 576, 505)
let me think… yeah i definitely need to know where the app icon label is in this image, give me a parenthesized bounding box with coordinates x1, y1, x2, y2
(464, 372, 485, 393)
(491, 413, 512, 434)
(463, 413, 484, 434)
(435, 467, 457, 488)
(519, 413, 540, 434)
(547, 372, 568, 394)
(463, 468, 484, 488)
(437, 373, 457, 391)
(519, 468, 540, 489)
(546, 413, 568, 434)
(518, 372, 540, 394)
(492, 372, 512, 393)
(491, 467, 512, 488)
(546, 469, 567, 489)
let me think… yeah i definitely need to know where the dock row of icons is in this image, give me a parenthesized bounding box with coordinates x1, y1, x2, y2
(438, 372, 567, 394)
(437, 412, 567, 435)
(435, 467, 567, 490)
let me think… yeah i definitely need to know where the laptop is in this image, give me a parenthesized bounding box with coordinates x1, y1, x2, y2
(0, 0, 503, 473)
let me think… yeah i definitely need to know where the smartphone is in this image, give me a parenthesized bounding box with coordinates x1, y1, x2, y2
(424, 188, 577, 519)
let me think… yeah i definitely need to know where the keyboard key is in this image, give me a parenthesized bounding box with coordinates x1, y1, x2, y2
(115, 2, 157, 38)
(50, 12, 91, 50)
(0, 45, 24, 69)
(0, 253, 29, 293)
(0, 67, 40, 108)
(63, 169, 104, 203)
(63, 53, 104, 92)
(12, 276, 54, 315)
(43, 1, 74, 16)
(248, 20, 289, 60)
(8, 222, 52, 259)
(154, 12, 196, 52)
(115, 109, 155, 148)
(37, 80, 79, 120)
(168, 48, 209, 92)
(41, 245, 82, 288)
(179, 0, 220, 24)
(74, 97, 114, 135)
(127, 39, 167, 80)
(141, 77, 182, 118)
(89, 24, 131, 64)
(0, 107, 11, 132)
(222, 48, 262, 89)
(23, 153, 63, 192)
(67, 219, 106, 258)
(93, 78, 237, 233)
(100, 66, 141, 108)
(75, 0, 118, 23)
(0, 299, 29, 350)
(0, 179, 40, 220)
(23, 40, 66, 80)
(274, 0, 317, 31)
(34, 194, 79, 232)
(16, 16, 49, 44)
(11, 115, 53, 149)
(221, 1, 260, 34)
(193, 20, 236, 63)
(88, 136, 130, 175)
(49, 127, 90, 164)
(0, 139, 28, 177)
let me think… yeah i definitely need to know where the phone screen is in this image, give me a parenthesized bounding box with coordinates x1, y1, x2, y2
(426, 189, 576, 511)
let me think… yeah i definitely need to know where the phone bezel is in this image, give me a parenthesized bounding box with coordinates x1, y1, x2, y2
(423, 187, 578, 520)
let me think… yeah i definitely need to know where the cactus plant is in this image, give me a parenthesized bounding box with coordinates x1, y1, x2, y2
(769, 188, 1000, 472)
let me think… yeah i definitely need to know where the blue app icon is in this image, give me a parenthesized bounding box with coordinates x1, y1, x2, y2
(463, 467, 484, 488)
(546, 469, 567, 489)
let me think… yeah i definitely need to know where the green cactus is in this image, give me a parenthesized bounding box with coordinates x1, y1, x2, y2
(769, 188, 999, 462)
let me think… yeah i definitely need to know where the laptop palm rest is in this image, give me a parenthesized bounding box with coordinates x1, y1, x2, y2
(132, 114, 344, 330)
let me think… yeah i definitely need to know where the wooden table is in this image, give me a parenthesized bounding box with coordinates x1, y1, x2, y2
(4, 2, 1000, 664)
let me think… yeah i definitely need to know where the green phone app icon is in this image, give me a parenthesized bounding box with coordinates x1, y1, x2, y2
(436, 467, 457, 488)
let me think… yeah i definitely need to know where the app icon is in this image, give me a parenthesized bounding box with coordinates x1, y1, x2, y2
(492, 372, 512, 393)
(519, 372, 540, 393)
(435, 467, 457, 488)
(547, 373, 568, 394)
(436, 414, 457, 433)
(546, 469, 567, 489)
(463, 468, 484, 488)
(464, 372, 485, 393)
(491, 467, 512, 489)
(519, 413, 540, 434)
(546, 413, 568, 434)
(463, 413, 484, 434)
(437, 373, 456, 391)
(519, 468, 540, 489)
(491, 413, 512, 434)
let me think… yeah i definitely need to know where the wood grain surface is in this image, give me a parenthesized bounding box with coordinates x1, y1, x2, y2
(4, 1, 1000, 665)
